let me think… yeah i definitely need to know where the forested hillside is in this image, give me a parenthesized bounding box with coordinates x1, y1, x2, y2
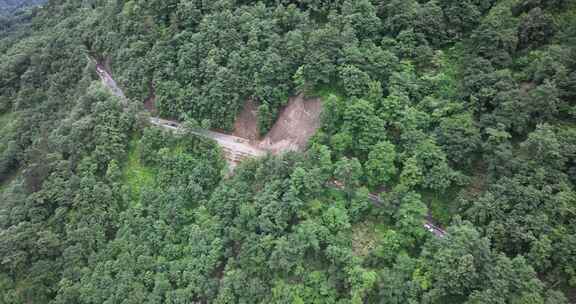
(0, 0, 43, 33)
(0, 0, 575, 303)
(0, 0, 44, 15)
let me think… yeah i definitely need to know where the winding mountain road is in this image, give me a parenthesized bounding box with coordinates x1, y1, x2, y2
(90, 56, 266, 166)
(92, 58, 447, 237)
(149, 117, 266, 167)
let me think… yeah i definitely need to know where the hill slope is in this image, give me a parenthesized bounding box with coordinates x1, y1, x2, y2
(0, 0, 575, 303)
(0, 0, 43, 15)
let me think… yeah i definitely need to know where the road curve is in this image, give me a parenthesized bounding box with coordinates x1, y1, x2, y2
(149, 118, 266, 167)
(93, 58, 447, 238)
(89, 56, 266, 166)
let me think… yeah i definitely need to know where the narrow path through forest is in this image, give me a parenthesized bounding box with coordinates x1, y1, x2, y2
(92, 58, 446, 237)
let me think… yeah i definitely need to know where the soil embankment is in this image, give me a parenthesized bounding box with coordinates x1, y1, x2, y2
(93, 56, 323, 156)
(232, 95, 323, 154)
(258, 95, 323, 154)
(95, 61, 446, 238)
(144, 82, 157, 114)
(232, 99, 260, 142)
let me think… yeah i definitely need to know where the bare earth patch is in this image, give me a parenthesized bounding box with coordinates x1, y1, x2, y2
(232, 99, 260, 142)
(231, 94, 323, 154)
(144, 82, 157, 115)
(258, 94, 323, 154)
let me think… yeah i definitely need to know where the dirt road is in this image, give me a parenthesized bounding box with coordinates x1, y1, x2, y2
(91, 57, 265, 166)
(150, 118, 266, 167)
(93, 58, 447, 237)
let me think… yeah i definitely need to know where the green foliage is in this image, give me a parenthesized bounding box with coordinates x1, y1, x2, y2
(257, 101, 273, 136)
(518, 7, 556, 50)
(394, 191, 428, 245)
(0, 0, 44, 16)
(420, 221, 566, 303)
(122, 137, 155, 201)
(422, 186, 461, 227)
(365, 140, 397, 188)
(334, 156, 363, 197)
(338, 65, 373, 99)
(436, 112, 481, 167)
(0, 0, 575, 302)
(342, 99, 386, 155)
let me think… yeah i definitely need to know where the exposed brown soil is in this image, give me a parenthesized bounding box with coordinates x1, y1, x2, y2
(258, 94, 323, 154)
(231, 95, 323, 154)
(232, 99, 260, 142)
(144, 82, 157, 115)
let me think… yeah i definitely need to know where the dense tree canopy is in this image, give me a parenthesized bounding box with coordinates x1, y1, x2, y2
(0, 0, 575, 303)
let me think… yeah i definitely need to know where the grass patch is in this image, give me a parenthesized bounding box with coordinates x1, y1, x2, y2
(311, 84, 346, 101)
(122, 137, 155, 203)
(352, 222, 379, 257)
(301, 188, 347, 219)
(352, 218, 390, 258)
(434, 44, 466, 100)
(325, 186, 347, 201)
